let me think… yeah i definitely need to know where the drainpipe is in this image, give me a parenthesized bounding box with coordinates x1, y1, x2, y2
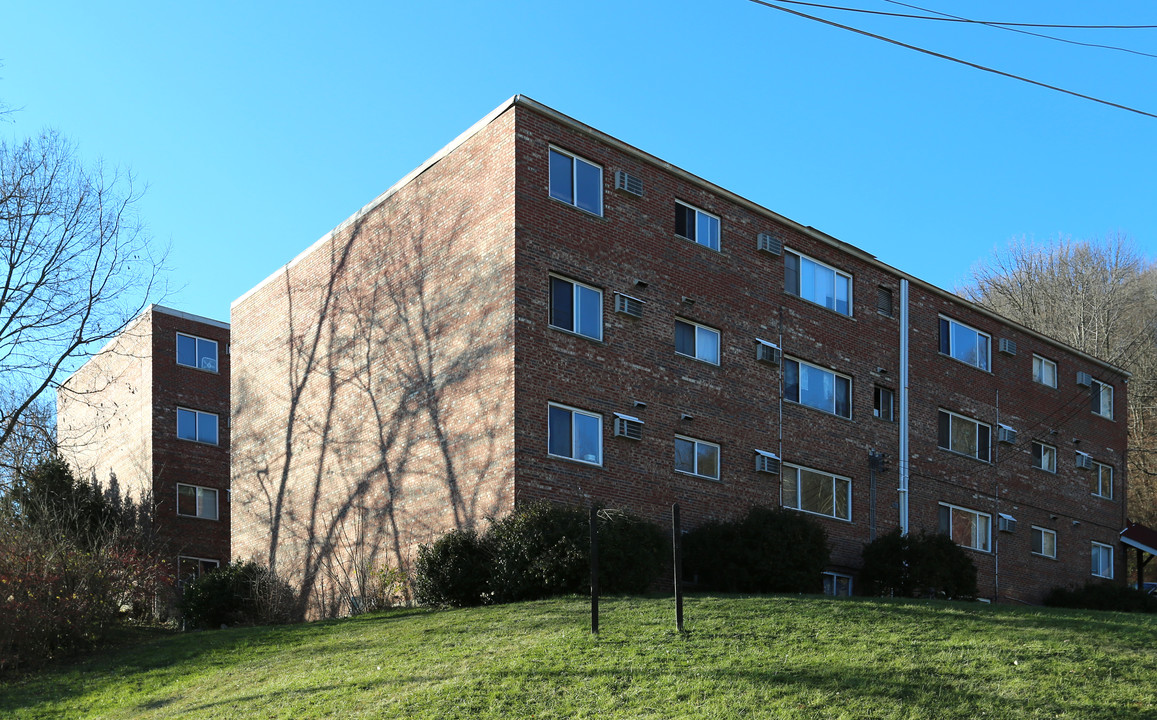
(899, 279, 910, 535)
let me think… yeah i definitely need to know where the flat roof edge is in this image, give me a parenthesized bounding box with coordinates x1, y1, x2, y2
(152, 304, 229, 330)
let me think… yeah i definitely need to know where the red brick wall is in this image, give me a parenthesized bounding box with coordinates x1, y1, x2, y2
(230, 110, 518, 615)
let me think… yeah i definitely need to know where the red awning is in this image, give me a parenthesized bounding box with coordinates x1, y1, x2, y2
(1120, 521, 1157, 556)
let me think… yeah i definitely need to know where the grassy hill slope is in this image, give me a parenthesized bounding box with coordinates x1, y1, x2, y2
(2, 595, 1154, 719)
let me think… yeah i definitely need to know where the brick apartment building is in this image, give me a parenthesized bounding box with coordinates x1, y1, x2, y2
(57, 305, 231, 584)
(230, 96, 1128, 611)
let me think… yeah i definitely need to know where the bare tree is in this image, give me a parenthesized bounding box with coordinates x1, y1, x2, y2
(959, 234, 1157, 526)
(0, 129, 166, 463)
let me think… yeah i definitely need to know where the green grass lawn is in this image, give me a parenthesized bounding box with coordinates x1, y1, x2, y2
(2, 595, 1154, 719)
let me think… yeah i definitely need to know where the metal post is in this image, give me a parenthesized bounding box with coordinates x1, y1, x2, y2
(590, 506, 599, 635)
(672, 503, 684, 633)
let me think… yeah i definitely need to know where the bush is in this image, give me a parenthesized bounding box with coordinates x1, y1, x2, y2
(412, 503, 667, 607)
(859, 529, 977, 599)
(1043, 582, 1157, 613)
(180, 561, 295, 628)
(683, 506, 830, 594)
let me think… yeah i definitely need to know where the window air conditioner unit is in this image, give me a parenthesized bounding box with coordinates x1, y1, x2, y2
(1076, 372, 1093, 388)
(998, 513, 1017, 533)
(755, 339, 781, 366)
(1075, 452, 1094, 470)
(998, 338, 1017, 356)
(614, 413, 643, 440)
(757, 232, 783, 255)
(755, 450, 780, 475)
(614, 170, 644, 197)
(997, 424, 1017, 444)
(614, 293, 644, 318)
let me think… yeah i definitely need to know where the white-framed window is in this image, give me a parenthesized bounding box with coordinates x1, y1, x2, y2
(1091, 541, 1114, 578)
(549, 275, 602, 341)
(822, 572, 854, 597)
(784, 358, 852, 419)
(782, 463, 851, 521)
(177, 556, 220, 588)
(1031, 526, 1057, 559)
(674, 319, 720, 365)
(1032, 441, 1056, 473)
(937, 409, 991, 462)
(873, 386, 894, 422)
(784, 250, 852, 316)
(674, 201, 720, 251)
(177, 483, 219, 520)
(939, 316, 991, 371)
(176, 333, 219, 372)
(547, 403, 602, 465)
(548, 147, 602, 216)
(1091, 379, 1114, 420)
(1094, 461, 1114, 499)
(1032, 354, 1057, 388)
(675, 435, 720, 480)
(177, 408, 219, 445)
(939, 502, 991, 552)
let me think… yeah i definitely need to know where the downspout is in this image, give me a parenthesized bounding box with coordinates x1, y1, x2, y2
(994, 390, 1000, 602)
(899, 279, 910, 535)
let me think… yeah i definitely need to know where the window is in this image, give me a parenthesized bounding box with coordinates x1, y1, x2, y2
(785, 358, 851, 418)
(939, 317, 990, 371)
(674, 201, 720, 251)
(176, 333, 218, 372)
(823, 572, 853, 597)
(1094, 462, 1113, 499)
(177, 484, 219, 520)
(1032, 355, 1057, 388)
(674, 319, 720, 365)
(939, 503, 991, 552)
(1032, 441, 1056, 473)
(785, 250, 852, 316)
(177, 408, 218, 445)
(177, 556, 219, 588)
(937, 410, 991, 462)
(1031, 526, 1057, 559)
(547, 404, 602, 465)
(1091, 379, 1114, 420)
(675, 435, 720, 480)
(873, 386, 894, 422)
(1091, 542, 1114, 578)
(548, 147, 602, 216)
(783, 464, 851, 521)
(549, 276, 602, 341)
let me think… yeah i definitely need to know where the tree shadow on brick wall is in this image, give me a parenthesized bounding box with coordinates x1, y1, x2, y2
(233, 193, 511, 618)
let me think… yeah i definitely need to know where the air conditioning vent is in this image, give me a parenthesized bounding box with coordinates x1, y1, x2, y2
(614, 293, 644, 318)
(998, 513, 1017, 533)
(757, 232, 783, 255)
(1075, 451, 1094, 470)
(998, 338, 1017, 356)
(755, 450, 780, 475)
(614, 170, 643, 196)
(614, 414, 643, 440)
(755, 339, 781, 366)
(1076, 372, 1093, 388)
(876, 287, 894, 317)
(997, 424, 1017, 444)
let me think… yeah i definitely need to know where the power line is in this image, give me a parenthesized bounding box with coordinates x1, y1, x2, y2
(748, 0, 1157, 120)
(771, 1, 1157, 29)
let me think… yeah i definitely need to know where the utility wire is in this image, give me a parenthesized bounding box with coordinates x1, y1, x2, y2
(748, 0, 1157, 119)
(771, 1, 1157, 28)
(881, 1, 1157, 60)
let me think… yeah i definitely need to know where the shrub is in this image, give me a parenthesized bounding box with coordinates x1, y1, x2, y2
(1043, 582, 1157, 613)
(594, 508, 667, 594)
(486, 503, 589, 604)
(413, 528, 490, 607)
(683, 506, 830, 594)
(859, 529, 977, 599)
(180, 561, 295, 628)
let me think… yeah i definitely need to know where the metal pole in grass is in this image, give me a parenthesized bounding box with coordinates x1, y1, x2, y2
(590, 505, 599, 635)
(672, 502, 684, 633)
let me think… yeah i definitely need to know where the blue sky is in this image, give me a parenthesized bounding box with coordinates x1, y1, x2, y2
(3, 1, 1154, 324)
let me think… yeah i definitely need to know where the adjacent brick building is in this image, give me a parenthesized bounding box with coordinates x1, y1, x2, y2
(231, 96, 1128, 612)
(57, 305, 231, 583)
